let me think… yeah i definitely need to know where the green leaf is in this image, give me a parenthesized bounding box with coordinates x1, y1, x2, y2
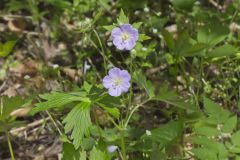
(117, 9, 129, 24)
(154, 86, 197, 111)
(103, 25, 115, 31)
(0, 41, 17, 57)
(171, 0, 196, 11)
(180, 43, 208, 57)
(132, 22, 142, 29)
(0, 96, 26, 121)
(135, 42, 156, 58)
(197, 22, 229, 45)
(207, 44, 238, 58)
(192, 148, 218, 160)
(192, 136, 228, 159)
(162, 30, 175, 50)
(143, 121, 183, 149)
(96, 94, 120, 119)
(101, 106, 119, 119)
(63, 102, 92, 149)
(138, 34, 151, 42)
(222, 116, 237, 133)
(62, 142, 86, 160)
(194, 126, 220, 137)
(31, 92, 90, 114)
(133, 71, 155, 98)
(204, 97, 230, 123)
(231, 131, 240, 146)
(89, 147, 108, 160)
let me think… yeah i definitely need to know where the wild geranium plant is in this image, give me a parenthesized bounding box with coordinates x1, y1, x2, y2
(28, 7, 240, 160)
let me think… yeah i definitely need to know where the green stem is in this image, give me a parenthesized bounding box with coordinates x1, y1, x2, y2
(93, 29, 108, 74)
(46, 111, 63, 136)
(5, 130, 15, 160)
(124, 98, 150, 128)
(120, 129, 127, 160)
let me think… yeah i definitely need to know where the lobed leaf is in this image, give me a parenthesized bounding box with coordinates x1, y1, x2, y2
(63, 102, 92, 149)
(31, 92, 90, 114)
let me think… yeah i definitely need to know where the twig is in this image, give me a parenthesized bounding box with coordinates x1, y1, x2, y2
(0, 81, 7, 93)
(10, 117, 50, 134)
(0, 14, 32, 20)
(209, 0, 223, 10)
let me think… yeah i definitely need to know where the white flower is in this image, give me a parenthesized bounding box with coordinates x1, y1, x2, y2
(142, 47, 147, 51)
(144, 7, 149, 12)
(146, 130, 152, 136)
(152, 28, 158, 34)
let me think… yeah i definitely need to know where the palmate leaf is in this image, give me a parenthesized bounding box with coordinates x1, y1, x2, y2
(31, 92, 90, 114)
(62, 142, 86, 160)
(89, 147, 108, 160)
(154, 85, 198, 111)
(204, 97, 230, 123)
(142, 121, 183, 149)
(0, 96, 26, 121)
(192, 148, 218, 160)
(192, 136, 228, 159)
(63, 102, 92, 149)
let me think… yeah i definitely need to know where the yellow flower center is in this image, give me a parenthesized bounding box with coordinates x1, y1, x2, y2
(121, 32, 130, 41)
(113, 78, 122, 86)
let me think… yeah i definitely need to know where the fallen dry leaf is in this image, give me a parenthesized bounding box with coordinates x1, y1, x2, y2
(10, 105, 33, 117)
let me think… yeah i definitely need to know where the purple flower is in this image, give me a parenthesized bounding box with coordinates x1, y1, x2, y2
(111, 24, 139, 51)
(107, 145, 118, 153)
(103, 67, 131, 97)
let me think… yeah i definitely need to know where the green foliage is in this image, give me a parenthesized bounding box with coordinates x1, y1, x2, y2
(117, 9, 129, 25)
(171, 0, 196, 11)
(143, 121, 184, 149)
(63, 102, 92, 149)
(89, 147, 108, 160)
(0, 96, 26, 121)
(0, 41, 16, 57)
(2, 1, 240, 159)
(0, 96, 27, 134)
(31, 92, 90, 114)
(207, 44, 238, 58)
(192, 98, 239, 160)
(62, 142, 86, 160)
(133, 71, 155, 98)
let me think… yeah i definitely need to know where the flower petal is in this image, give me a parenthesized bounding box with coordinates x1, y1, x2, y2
(113, 37, 125, 50)
(108, 87, 122, 97)
(129, 28, 139, 41)
(109, 67, 121, 77)
(120, 24, 132, 32)
(103, 75, 113, 89)
(120, 70, 131, 81)
(124, 39, 136, 50)
(111, 27, 122, 37)
(120, 81, 130, 92)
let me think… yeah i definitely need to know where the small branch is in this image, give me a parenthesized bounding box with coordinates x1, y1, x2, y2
(10, 117, 50, 134)
(0, 14, 32, 20)
(209, 0, 223, 10)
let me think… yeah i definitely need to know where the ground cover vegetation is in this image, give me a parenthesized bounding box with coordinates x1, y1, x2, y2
(0, 0, 240, 159)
